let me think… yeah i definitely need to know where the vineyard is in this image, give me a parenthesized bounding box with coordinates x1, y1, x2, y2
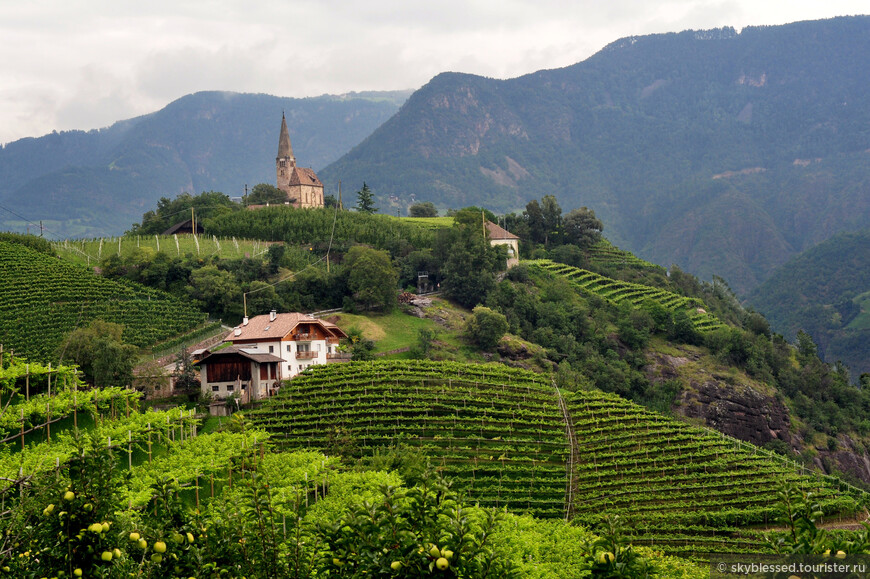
(566, 389, 864, 557)
(52, 235, 271, 267)
(0, 357, 269, 505)
(246, 360, 868, 558)
(247, 360, 571, 518)
(527, 259, 727, 332)
(0, 240, 207, 361)
(587, 239, 664, 271)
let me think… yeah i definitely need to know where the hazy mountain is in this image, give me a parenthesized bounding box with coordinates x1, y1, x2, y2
(747, 229, 870, 379)
(0, 90, 411, 238)
(319, 16, 870, 295)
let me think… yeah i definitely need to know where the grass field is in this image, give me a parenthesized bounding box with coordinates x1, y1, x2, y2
(324, 309, 440, 355)
(53, 235, 272, 267)
(846, 290, 870, 330)
(400, 216, 455, 230)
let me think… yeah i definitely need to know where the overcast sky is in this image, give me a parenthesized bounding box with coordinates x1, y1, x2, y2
(0, 0, 866, 145)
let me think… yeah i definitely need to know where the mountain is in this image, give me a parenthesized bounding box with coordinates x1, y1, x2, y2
(319, 17, 870, 295)
(747, 229, 870, 380)
(0, 90, 411, 238)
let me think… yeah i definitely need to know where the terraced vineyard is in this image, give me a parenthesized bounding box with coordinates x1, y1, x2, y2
(567, 389, 864, 557)
(527, 259, 727, 332)
(247, 360, 571, 518)
(248, 360, 867, 557)
(587, 240, 664, 271)
(0, 241, 207, 360)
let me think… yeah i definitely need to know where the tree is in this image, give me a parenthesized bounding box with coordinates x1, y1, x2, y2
(187, 265, 242, 318)
(465, 306, 509, 351)
(246, 183, 286, 206)
(129, 191, 238, 234)
(563, 207, 603, 248)
(343, 326, 376, 361)
(540, 194, 563, 246)
(345, 245, 398, 311)
(355, 182, 377, 214)
(524, 199, 546, 245)
(58, 321, 138, 388)
(436, 212, 506, 308)
(408, 202, 438, 217)
(173, 346, 201, 399)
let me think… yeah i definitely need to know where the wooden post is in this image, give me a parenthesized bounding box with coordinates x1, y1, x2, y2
(46, 403, 50, 442)
(128, 430, 132, 471)
(25, 364, 29, 401)
(20, 409, 25, 452)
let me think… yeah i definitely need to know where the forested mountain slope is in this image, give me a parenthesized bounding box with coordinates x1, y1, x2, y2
(748, 229, 870, 379)
(319, 16, 870, 294)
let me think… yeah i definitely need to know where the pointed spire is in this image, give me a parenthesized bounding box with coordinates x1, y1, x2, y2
(277, 112, 294, 162)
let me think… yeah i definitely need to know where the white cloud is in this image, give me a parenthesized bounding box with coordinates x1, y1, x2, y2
(0, 0, 867, 143)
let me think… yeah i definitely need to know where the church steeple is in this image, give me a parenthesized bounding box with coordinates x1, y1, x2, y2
(277, 112, 295, 164)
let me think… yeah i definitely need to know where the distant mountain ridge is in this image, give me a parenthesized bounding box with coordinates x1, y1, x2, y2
(748, 229, 870, 380)
(319, 16, 870, 295)
(0, 90, 411, 238)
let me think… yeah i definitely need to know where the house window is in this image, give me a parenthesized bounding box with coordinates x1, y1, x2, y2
(227, 385, 234, 392)
(286, 344, 291, 352)
(269, 345, 274, 353)
(241, 384, 247, 390)
(212, 385, 219, 392)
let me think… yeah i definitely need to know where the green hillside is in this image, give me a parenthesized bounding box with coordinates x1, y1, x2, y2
(527, 259, 728, 333)
(247, 360, 866, 557)
(0, 240, 207, 361)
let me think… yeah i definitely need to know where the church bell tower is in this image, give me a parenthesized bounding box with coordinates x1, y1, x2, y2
(276, 113, 295, 192)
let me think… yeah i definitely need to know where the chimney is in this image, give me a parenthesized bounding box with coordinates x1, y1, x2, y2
(270, 310, 277, 322)
(233, 327, 242, 337)
(243, 316, 249, 326)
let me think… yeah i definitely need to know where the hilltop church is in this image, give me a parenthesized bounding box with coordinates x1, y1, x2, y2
(275, 114, 324, 208)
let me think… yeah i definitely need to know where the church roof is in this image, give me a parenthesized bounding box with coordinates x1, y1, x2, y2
(277, 113, 294, 160)
(289, 167, 323, 188)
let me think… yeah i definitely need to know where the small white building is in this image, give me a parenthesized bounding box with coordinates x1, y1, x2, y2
(485, 221, 520, 269)
(223, 311, 349, 380)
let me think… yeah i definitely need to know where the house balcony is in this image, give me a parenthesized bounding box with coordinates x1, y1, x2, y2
(295, 333, 311, 340)
(327, 352, 352, 360)
(296, 351, 318, 359)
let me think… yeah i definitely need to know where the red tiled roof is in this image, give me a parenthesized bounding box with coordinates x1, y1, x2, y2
(289, 167, 323, 187)
(485, 221, 520, 240)
(225, 312, 347, 342)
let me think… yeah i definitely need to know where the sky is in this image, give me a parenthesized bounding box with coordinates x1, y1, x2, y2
(0, 0, 867, 145)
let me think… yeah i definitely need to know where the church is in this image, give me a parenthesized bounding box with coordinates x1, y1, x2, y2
(276, 114, 324, 208)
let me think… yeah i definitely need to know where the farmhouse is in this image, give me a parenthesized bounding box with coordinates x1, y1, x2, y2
(228, 310, 346, 374)
(275, 114, 325, 208)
